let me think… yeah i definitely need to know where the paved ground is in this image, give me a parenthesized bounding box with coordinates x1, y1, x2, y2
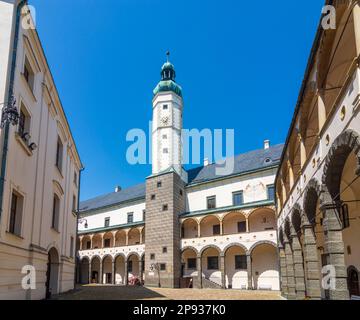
(52, 285, 283, 300)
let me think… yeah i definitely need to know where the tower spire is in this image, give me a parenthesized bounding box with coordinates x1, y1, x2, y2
(166, 50, 170, 62)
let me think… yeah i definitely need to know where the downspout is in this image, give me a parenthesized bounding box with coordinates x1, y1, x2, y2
(0, 0, 28, 222)
(74, 166, 85, 287)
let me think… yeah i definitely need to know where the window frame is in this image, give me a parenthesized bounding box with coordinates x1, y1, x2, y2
(235, 255, 247, 270)
(127, 212, 134, 224)
(207, 196, 216, 209)
(51, 194, 60, 232)
(104, 217, 110, 227)
(267, 185, 275, 201)
(55, 136, 64, 173)
(233, 191, 244, 206)
(207, 256, 219, 270)
(8, 190, 24, 237)
(187, 258, 197, 270)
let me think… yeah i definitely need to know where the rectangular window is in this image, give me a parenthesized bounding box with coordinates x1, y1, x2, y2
(233, 191, 244, 206)
(162, 204, 168, 211)
(267, 185, 275, 201)
(213, 224, 220, 235)
(86, 241, 91, 249)
(207, 256, 219, 270)
(150, 253, 155, 260)
(163, 105, 168, 110)
(104, 239, 111, 248)
(52, 194, 60, 231)
(9, 191, 23, 236)
(104, 217, 110, 227)
(207, 196, 216, 209)
(70, 236, 74, 258)
(157, 181, 162, 188)
(237, 221, 247, 233)
(127, 212, 134, 224)
(163, 148, 169, 154)
(151, 194, 156, 200)
(235, 255, 247, 270)
(55, 137, 63, 172)
(187, 258, 196, 270)
(18, 103, 31, 142)
(72, 195, 77, 212)
(23, 57, 35, 91)
(142, 210, 146, 221)
(162, 134, 167, 140)
(74, 171, 78, 186)
(162, 247, 167, 254)
(160, 263, 166, 271)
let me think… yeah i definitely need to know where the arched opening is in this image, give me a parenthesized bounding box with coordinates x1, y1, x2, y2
(181, 219, 198, 239)
(115, 230, 126, 247)
(114, 254, 126, 285)
(127, 254, 140, 284)
(223, 212, 246, 235)
(102, 255, 113, 284)
(304, 182, 325, 299)
(103, 232, 114, 248)
(323, 131, 360, 298)
(224, 245, 248, 289)
(79, 257, 90, 284)
(201, 246, 221, 286)
(81, 235, 91, 250)
(251, 243, 279, 291)
(92, 234, 102, 249)
(181, 248, 198, 279)
(248, 208, 276, 233)
(348, 267, 360, 297)
(128, 228, 141, 246)
(90, 256, 101, 284)
(45, 247, 60, 299)
(200, 215, 221, 237)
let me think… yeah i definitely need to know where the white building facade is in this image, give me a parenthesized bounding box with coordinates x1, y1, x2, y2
(0, 0, 82, 299)
(77, 56, 282, 291)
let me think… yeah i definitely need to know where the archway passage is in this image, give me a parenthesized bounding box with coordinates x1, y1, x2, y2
(91, 256, 101, 284)
(102, 255, 113, 284)
(46, 248, 60, 299)
(79, 258, 90, 284)
(322, 130, 360, 299)
(248, 208, 276, 233)
(114, 255, 126, 285)
(180, 248, 198, 288)
(224, 245, 248, 289)
(127, 254, 140, 285)
(251, 243, 279, 291)
(201, 246, 221, 286)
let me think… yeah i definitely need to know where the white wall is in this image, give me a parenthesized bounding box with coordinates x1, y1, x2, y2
(186, 169, 276, 213)
(78, 200, 145, 232)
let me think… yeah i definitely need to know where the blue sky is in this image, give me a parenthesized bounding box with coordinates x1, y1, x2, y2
(29, 0, 325, 201)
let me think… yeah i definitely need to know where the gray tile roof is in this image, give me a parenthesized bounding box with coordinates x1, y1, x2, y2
(187, 143, 284, 185)
(80, 144, 284, 212)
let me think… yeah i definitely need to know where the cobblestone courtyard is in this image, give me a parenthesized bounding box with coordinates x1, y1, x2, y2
(52, 285, 283, 300)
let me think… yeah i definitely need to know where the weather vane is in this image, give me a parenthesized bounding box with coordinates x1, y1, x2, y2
(166, 50, 170, 62)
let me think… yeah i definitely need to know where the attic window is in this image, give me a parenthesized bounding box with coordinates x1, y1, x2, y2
(264, 158, 272, 164)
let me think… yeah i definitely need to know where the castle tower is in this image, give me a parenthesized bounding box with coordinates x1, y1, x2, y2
(145, 53, 186, 288)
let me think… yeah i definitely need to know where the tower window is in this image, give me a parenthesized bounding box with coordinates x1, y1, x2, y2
(160, 263, 166, 271)
(127, 212, 134, 223)
(150, 253, 155, 260)
(162, 134, 167, 140)
(162, 247, 167, 254)
(162, 204, 168, 211)
(157, 181, 162, 188)
(104, 217, 110, 227)
(163, 148, 169, 154)
(163, 105, 168, 110)
(151, 194, 156, 200)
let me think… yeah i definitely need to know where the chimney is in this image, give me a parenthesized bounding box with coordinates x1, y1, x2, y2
(115, 186, 122, 193)
(204, 158, 209, 167)
(264, 140, 270, 150)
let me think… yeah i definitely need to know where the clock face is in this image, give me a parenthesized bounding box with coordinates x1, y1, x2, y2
(161, 116, 169, 125)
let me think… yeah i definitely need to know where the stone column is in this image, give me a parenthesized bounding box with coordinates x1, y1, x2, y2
(112, 231, 117, 247)
(284, 237, 296, 299)
(197, 256, 202, 289)
(220, 220, 223, 236)
(139, 229, 143, 244)
(90, 235, 94, 249)
(88, 262, 92, 284)
(321, 201, 349, 300)
(247, 254, 253, 290)
(99, 261, 103, 284)
(246, 217, 250, 233)
(302, 223, 321, 299)
(220, 255, 226, 289)
(197, 222, 201, 238)
(139, 259, 144, 283)
(279, 246, 288, 298)
(125, 230, 129, 246)
(112, 261, 116, 284)
(124, 261, 128, 285)
(290, 231, 306, 299)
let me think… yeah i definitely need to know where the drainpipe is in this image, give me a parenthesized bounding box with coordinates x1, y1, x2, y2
(74, 167, 85, 287)
(0, 0, 28, 222)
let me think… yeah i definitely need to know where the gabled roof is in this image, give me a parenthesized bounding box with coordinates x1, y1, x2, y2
(79, 144, 284, 213)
